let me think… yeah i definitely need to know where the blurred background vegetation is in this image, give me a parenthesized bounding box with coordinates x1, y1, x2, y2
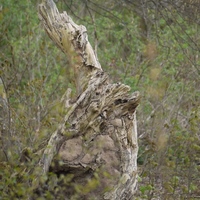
(0, 0, 200, 199)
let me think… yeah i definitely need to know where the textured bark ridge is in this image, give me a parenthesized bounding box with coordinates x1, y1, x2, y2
(36, 0, 140, 199)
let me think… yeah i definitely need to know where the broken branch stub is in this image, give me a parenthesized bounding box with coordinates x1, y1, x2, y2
(38, 0, 101, 94)
(37, 0, 140, 199)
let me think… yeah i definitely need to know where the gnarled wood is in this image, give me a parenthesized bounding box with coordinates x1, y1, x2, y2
(35, 0, 140, 199)
(38, 0, 101, 95)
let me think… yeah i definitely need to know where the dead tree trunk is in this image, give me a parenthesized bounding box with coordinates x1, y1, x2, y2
(35, 0, 140, 199)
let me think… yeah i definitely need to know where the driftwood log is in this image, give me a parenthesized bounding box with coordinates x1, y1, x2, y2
(35, 0, 140, 199)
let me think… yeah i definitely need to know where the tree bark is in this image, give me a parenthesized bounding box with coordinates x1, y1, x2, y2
(35, 0, 140, 199)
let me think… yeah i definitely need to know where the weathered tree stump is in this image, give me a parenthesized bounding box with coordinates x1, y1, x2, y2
(35, 0, 140, 199)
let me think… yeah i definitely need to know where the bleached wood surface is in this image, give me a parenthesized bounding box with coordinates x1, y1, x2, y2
(35, 1, 140, 199)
